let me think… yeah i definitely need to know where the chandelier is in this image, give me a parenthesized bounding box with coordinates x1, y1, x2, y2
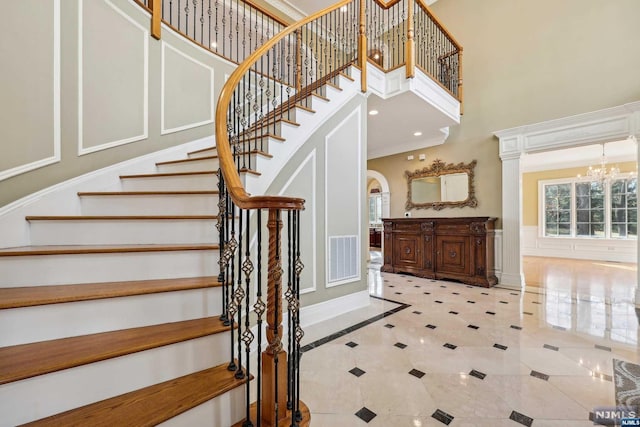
(578, 143, 619, 183)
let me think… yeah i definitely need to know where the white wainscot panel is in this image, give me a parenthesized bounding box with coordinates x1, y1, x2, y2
(79, 0, 148, 155)
(161, 42, 214, 135)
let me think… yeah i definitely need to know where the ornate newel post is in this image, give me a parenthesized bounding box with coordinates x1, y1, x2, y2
(358, 0, 367, 92)
(406, 0, 415, 78)
(262, 209, 288, 425)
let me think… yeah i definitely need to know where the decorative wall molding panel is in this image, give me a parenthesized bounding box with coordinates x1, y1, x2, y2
(279, 150, 317, 294)
(78, 0, 148, 156)
(161, 41, 214, 135)
(325, 107, 363, 288)
(522, 226, 637, 263)
(0, 0, 60, 182)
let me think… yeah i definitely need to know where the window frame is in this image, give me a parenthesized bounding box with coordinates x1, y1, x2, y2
(538, 174, 637, 240)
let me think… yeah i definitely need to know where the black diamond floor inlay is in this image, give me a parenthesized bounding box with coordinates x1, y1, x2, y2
(469, 369, 486, 380)
(409, 368, 425, 378)
(440, 285, 447, 288)
(523, 311, 533, 315)
(355, 407, 377, 423)
(414, 285, 420, 288)
(449, 311, 458, 315)
(467, 324, 479, 330)
(481, 292, 489, 295)
(543, 344, 559, 351)
(532, 301, 542, 305)
(345, 341, 358, 348)
(431, 409, 454, 425)
(412, 310, 422, 314)
(384, 323, 395, 329)
(595, 344, 612, 352)
(467, 300, 476, 304)
(486, 311, 495, 315)
(509, 410, 533, 427)
(443, 343, 457, 350)
(510, 325, 522, 330)
(395, 292, 402, 295)
(389, 285, 395, 288)
(493, 343, 508, 350)
(349, 367, 366, 377)
(452, 292, 460, 295)
(424, 292, 431, 295)
(510, 292, 519, 295)
(394, 342, 407, 349)
(499, 301, 508, 304)
(435, 300, 443, 304)
(530, 370, 550, 381)
(426, 324, 437, 329)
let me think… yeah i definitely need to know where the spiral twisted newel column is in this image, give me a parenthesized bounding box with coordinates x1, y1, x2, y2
(261, 209, 287, 425)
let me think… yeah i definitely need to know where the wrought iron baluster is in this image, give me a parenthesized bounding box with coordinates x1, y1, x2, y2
(255, 210, 264, 426)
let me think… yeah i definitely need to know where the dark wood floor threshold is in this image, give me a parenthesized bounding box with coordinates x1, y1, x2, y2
(0, 316, 230, 385)
(20, 361, 247, 427)
(0, 276, 221, 309)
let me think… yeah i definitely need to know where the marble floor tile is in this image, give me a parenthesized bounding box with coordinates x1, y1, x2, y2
(302, 259, 638, 426)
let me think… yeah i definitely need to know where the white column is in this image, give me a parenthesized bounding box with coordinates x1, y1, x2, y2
(499, 153, 525, 290)
(632, 109, 640, 306)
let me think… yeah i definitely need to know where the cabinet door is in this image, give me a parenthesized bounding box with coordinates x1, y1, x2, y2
(436, 235, 471, 276)
(422, 234, 434, 271)
(393, 234, 422, 270)
(473, 236, 487, 277)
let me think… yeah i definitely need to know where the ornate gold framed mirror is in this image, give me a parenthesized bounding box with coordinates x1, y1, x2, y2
(405, 159, 478, 210)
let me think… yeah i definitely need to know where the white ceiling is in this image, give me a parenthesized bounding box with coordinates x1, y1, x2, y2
(521, 138, 638, 172)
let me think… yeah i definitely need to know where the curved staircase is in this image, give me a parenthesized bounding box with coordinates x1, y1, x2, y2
(0, 66, 359, 427)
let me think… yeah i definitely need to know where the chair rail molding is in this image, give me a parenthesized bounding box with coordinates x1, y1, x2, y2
(493, 101, 640, 292)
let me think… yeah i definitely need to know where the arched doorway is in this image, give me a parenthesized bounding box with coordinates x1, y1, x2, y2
(366, 170, 391, 266)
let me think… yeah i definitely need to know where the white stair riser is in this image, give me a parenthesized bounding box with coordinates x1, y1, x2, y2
(187, 148, 217, 159)
(29, 219, 219, 245)
(158, 388, 246, 427)
(120, 174, 218, 191)
(0, 287, 223, 347)
(0, 333, 233, 426)
(79, 194, 219, 216)
(0, 250, 220, 287)
(156, 158, 219, 174)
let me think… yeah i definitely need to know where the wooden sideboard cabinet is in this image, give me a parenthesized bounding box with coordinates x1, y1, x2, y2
(381, 217, 497, 287)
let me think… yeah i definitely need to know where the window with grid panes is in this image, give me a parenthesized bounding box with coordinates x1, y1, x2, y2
(610, 177, 637, 238)
(541, 176, 637, 239)
(544, 183, 571, 236)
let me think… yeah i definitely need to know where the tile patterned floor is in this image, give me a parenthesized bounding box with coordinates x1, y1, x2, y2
(299, 259, 639, 426)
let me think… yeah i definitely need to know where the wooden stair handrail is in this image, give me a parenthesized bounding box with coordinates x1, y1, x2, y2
(215, 0, 352, 211)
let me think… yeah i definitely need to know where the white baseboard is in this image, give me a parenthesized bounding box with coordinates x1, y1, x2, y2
(300, 289, 370, 328)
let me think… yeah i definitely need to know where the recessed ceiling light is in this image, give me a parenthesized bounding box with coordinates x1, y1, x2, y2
(414, 131, 422, 136)
(369, 110, 379, 116)
(340, 5, 348, 12)
(210, 41, 217, 49)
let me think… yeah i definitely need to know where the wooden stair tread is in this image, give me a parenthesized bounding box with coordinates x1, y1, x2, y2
(120, 171, 217, 179)
(21, 362, 247, 427)
(325, 81, 342, 91)
(241, 133, 286, 142)
(156, 155, 218, 166)
(311, 92, 330, 102)
(294, 104, 316, 114)
(188, 146, 217, 155)
(77, 191, 219, 196)
(338, 71, 354, 81)
(0, 316, 230, 385)
(0, 244, 219, 257)
(235, 149, 273, 158)
(25, 215, 218, 221)
(0, 276, 222, 309)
